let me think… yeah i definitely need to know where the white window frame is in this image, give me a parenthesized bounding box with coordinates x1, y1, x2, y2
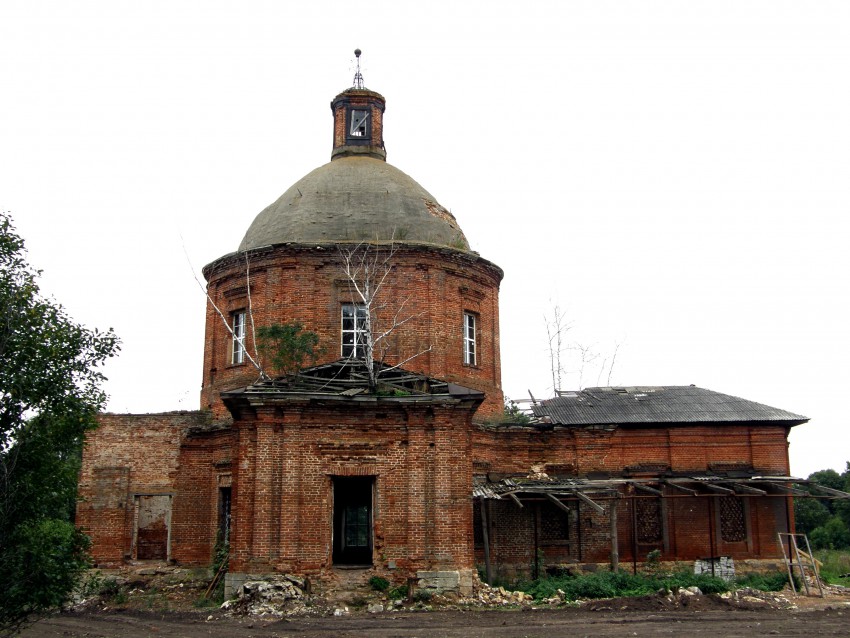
(231, 310, 246, 365)
(341, 303, 368, 358)
(463, 312, 477, 366)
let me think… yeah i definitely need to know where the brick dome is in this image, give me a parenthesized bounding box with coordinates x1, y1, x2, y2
(239, 156, 469, 252)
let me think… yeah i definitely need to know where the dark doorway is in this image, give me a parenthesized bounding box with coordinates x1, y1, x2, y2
(333, 476, 374, 565)
(218, 487, 231, 545)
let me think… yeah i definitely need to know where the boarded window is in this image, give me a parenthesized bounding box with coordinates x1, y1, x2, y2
(91, 467, 129, 510)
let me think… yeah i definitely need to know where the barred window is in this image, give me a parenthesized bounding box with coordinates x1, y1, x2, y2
(720, 497, 747, 543)
(636, 498, 663, 544)
(539, 502, 570, 544)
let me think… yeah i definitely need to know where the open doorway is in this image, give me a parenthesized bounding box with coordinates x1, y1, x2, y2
(332, 476, 374, 566)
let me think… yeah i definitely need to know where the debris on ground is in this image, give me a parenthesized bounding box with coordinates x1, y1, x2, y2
(70, 564, 850, 621)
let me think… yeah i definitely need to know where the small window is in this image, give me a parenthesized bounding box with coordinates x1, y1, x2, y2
(231, 310, 246, 365)
(463, 312, 477, 366)
(349, 109, 369, 138)
(341, 303, 368, 358)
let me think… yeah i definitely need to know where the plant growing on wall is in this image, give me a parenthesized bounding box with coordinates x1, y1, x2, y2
(256, 322, 322, 377)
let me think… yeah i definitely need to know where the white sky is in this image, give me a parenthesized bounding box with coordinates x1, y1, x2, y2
(2, 1, 848, 478)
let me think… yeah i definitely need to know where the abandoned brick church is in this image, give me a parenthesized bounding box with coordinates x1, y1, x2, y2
(77, 73, 818, 595)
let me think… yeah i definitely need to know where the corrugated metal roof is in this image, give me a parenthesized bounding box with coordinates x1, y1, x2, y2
(532, 386, 807, 427)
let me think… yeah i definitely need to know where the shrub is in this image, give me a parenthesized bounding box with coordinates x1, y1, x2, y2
(735, 571, 791, 592)
(388, 585, 409, 600)
(368, 576, 390, 592)
(518, 569, 732, 602)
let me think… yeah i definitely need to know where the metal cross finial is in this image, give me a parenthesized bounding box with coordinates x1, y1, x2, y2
(352, 48, 364, 89)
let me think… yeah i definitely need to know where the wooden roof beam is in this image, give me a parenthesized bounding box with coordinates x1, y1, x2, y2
(703, 483, 735, 495)
(629, 481, 663, 496)
(662, 480, 698, 495)
(572, 489, 605, 514)
(545, 493, 570, 513)
(726, 482, 766, 495)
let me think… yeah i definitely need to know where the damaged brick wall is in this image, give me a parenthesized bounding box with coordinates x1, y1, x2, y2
(471, 423, 793, 577)
(171, 427, 234, 565)
(78, 411, 215, 566)
(224, 398, 477, 582)
(200, 245, 503, 420)
(473, 423, 792, 479)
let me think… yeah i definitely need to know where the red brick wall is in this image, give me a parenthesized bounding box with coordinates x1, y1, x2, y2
(171, 428, 234, 565)
(473, 423, 791, 477)
(472, 423, 793, 576)
(224, 397, 477, 582)
(78, 411, 215, 566)
(330, 89, 385, 152)
(201, 244, 504, 420)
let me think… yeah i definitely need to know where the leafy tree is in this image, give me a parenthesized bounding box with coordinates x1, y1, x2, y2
(794, 498, 831, 536)
(808, 469, 844, 492)
(809, 516, 850, 550)
(796, 464, 850, 551)
(256, 322, 321, 376)
(0, 212, 119, 632)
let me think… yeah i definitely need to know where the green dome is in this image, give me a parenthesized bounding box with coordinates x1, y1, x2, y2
(239, 156, 469, 251)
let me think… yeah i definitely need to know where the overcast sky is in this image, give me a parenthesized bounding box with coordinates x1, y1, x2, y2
(2, 1, 848, 478)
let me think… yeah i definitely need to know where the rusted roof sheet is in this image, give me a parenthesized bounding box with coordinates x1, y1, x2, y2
(532, 386, 808, 427)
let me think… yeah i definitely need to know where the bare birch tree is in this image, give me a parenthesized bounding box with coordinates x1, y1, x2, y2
(544, 304, 571, 393)
(544, 304, 622, 393)
(183, 240, 266, 378)
(337, 241, 431, 391)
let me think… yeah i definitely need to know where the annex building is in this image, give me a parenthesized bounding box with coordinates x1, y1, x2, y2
(77, 68, 829, 596)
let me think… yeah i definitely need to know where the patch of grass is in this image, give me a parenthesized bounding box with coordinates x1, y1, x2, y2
(193, 596, 220, 609)
(815, 549, 850, 585)
(516, 570, 732, 603)
(413, 590, 432, 603)
(734, 571, 792, 592)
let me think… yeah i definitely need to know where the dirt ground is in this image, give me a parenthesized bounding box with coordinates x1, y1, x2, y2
(17, 567, 850, 638)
